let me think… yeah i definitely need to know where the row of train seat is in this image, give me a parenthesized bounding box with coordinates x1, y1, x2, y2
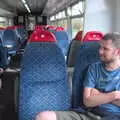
(19, 29, 71, 120)
(19, 29, 104, 119)
(70, 31, 103, 117)
(67, 31, 103, 67)
(32, 25, 71, 57)
(0, 26, 28, 69)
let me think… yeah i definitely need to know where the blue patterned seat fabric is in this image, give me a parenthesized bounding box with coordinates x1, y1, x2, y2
(0, 42, 8, 68)
(54, 31, 70, 56)
(72, 41, 100, 108)
(0, 30, 9, 68)
(19, 42, 71, 120)
(2, 29, 20, 55)
(0, 30, 3, 43)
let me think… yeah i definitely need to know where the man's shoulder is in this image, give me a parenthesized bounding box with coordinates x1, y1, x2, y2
(89, 61, 102, 68)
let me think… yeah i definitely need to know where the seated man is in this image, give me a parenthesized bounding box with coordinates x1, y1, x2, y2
(36, 33, 120, 120)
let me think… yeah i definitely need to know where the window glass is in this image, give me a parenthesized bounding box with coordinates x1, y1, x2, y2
(71, 17, 83, 38)
(57, 19, 67, 30)
(71, 1, 84, 16)
(0, 17, 8, 27)
(50, 16, 55, 21)
(67, 7, 72, 16)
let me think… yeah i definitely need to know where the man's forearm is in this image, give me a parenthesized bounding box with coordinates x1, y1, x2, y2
(84, 91, 116, 107)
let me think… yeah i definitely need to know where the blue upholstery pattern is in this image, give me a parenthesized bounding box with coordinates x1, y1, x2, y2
(0, 30, 3, 43)
(72, 41, 100, 108)
(54, 31, 70, 56)
(19, 42, 71, 120)
(0, 30, 9, 68)
(2, 29, 20, 54)
(0, 44, 8, 68)
(16, 27, 26, 43)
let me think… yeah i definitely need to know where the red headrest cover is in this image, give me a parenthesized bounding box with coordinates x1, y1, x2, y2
(83, 31, 103, 42)
(29, 30, 56, 42)
(47, 25, 56, 30)
(56, 26, 64, 31)
(40, 25, 48, 29)
(6, 26, 17, 30)
(15, 25, 24, 28)
(74, 31, 83, 41)
(0, 27, 5, 30)
(34, 26, 43, 31)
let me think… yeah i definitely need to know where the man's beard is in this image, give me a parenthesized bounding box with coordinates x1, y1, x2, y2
(100, 57, 115, 65)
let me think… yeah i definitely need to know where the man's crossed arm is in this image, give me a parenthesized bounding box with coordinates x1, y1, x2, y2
(83, 87, 120, 107)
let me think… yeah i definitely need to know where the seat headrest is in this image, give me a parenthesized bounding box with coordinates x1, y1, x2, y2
(56, 26, 65, 31)
(47, 25, 56, 30)
(29, 30, 56, 42)
(0, 27, 5, 30)
(40, 25, 48, 29)
(83, 31, 103, 42)
(6, 26, 16, 30)
(74, 31, 83, 41)
(15, 25, 24, 28)
(34, 25, 43, 31)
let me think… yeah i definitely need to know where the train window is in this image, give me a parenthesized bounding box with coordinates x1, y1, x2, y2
(72, 17, 83, 38)
(67, 7, 72, 16)
(57, 19, 67, 30)
(61, 11, 66, 18)
(50, 16, 55, 21)
(8, 19, 14, 26)
(0, 17, 8, 27)
(71, 1, 84, 16)
(56, 13, 60, 19)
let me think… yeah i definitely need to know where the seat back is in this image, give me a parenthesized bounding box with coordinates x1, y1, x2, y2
(0, 29, 8, 68)
(16, 27, 26, 43)
(66, 31, 83, 67)
(54, 31, 70, 56)
(74, 31, 83, 41)
(0, 30, 3, 44)
(2, 29, 19, 54)
(0, 43, 8, 68)
(19, 30, 71, 120)
(72, 41, 100, 107)
(67, 40, 81, 67)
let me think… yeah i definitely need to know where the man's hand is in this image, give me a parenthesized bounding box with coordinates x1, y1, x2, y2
(91, 89, 120, 106)
(111, 91, 120, 100)
(83, 87, 120, 107)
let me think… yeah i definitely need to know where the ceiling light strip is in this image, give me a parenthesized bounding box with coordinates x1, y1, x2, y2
(21, 0, 31, 13)
(24, 4, 31, 13)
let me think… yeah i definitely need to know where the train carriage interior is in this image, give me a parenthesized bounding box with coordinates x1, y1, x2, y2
(0, 0, 120, 120)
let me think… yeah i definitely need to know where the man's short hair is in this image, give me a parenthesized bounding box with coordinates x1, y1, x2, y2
(102, 32, 120, 48)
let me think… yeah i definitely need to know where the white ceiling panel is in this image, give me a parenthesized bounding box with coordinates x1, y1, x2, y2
(0, 0, 81, 16)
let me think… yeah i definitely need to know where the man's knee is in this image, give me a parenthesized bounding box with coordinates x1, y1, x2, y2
(36, 111, 57, 120)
